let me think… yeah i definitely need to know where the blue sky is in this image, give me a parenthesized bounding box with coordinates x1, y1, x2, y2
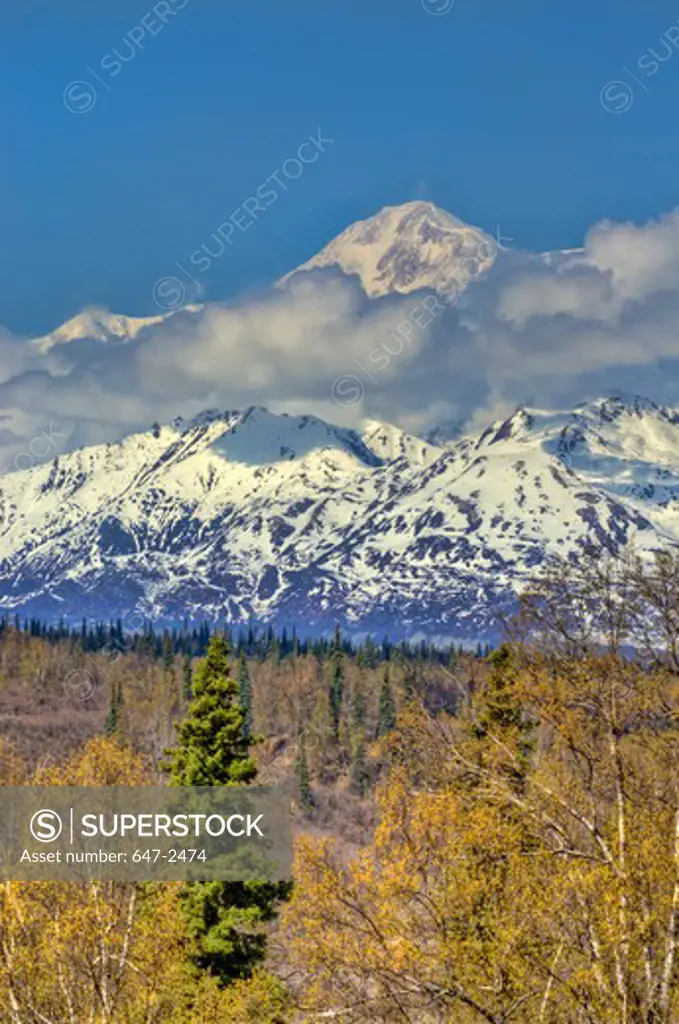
(2, 0, 679, 334)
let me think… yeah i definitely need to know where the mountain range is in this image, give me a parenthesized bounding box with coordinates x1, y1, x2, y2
(0, 392, 675, 641)
(2, 202, 674, 640)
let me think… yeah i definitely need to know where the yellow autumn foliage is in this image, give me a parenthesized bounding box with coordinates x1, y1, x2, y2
(284, 652, 679, 1024)
(0, 736, 290, 1023)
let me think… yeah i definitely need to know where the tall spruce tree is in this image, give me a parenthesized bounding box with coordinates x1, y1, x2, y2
(472, 643, 534, 793)
(349, 672, 369, 793)
(165, 635, 288, 985)
(402, 661, 418, 702)
(295, 729, 314, 812)
(350, 731, 369, 796)
(162, 632, 174, 674)
(181, 653, 193, 705)
(167, 635, 255, 787)
(377, 663, 396, 737)
(327, 625, 344, 743)
(237, 652, 252, 745)
(103, 680, 122, 738)
(350, 673, 366, 733)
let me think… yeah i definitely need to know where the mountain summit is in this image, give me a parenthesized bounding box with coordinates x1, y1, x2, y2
(281, 200, 499, 298)
(31, 308, 170, 354)
(30, 201, 500, 355)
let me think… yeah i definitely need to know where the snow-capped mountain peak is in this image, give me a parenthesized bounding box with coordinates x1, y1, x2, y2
(477, 407, 534, 447)
(361, 419, 440, 466)
(0, 394, 676, 641)
(31, 307, 170, 353)
(208, 405, 382, 467)
(281, 200, 499, 298)
(30, 305, 206, 354)
(29, 200, 499, 362)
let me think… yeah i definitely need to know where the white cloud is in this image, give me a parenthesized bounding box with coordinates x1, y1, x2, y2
(496, 207, 679, 326)
(496, 268, 618, 325)
(2, 205, 679, 460)
(584, 208, 679, 301)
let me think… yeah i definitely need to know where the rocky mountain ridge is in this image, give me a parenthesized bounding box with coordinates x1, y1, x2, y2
(0, 395, 673, 640)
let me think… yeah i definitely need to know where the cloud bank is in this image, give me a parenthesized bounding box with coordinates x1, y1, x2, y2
(2, 205, 679, 465)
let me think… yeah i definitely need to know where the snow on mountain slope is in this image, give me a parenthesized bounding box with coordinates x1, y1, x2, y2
(281, 201, 499, 298)
(361, 420, 440, 467)
(468, 396, 679, 536)
(211, 406, 381, 467)
(0, 395, 674, 640)
(31, 308, 174, 353)
(0, 407, 385, 623)
(532, 396, 679, 539)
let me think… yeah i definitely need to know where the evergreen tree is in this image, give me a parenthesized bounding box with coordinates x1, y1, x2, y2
(377, 663, 396, 737)
(295, 730, 314, 812)
(307, 688, 332, 774)
(165, 635, 288, 985)
(103, 680, 121, 738)
(181, 653, 193, 704)
(472, 643, 533, 793)
(402, 661, 418, 702)
(167, 635, 255, 787)
(350, 731, 369, 796)
(327, 626, 344, 742)
(237, 652, 252, 745)
(362, 634, 378, 669)
(162, 631, 174, 674)
(263, 625, 275, 662)
(349, 673, 366, 733)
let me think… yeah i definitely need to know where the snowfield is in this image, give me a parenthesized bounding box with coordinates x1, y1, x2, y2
(0, 395, 674, 640)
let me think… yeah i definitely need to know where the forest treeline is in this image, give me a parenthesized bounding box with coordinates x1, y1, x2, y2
(3, 550, 679, 1021)
(5, 613, 490, 663)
